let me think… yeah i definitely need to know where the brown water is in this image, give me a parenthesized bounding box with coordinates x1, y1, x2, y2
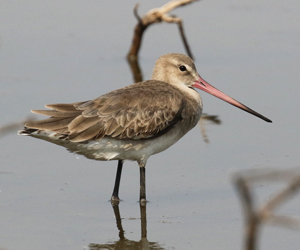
(1, 0, 300, 249)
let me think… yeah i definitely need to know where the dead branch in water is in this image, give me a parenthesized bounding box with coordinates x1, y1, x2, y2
(127, 0, 198, 65)
(233, 168, 300, 250)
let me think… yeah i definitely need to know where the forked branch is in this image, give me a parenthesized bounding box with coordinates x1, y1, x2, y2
(233, 168, 300, 250)
(127, 0, 198, 62)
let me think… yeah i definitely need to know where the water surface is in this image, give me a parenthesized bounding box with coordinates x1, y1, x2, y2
(1, 0, 299, 249)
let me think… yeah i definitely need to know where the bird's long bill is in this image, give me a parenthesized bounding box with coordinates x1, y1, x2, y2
(193, 75, 272, 123)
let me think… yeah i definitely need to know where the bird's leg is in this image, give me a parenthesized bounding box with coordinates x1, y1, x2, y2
(139, 162, 146, 204)
(111, 160, 123, 202)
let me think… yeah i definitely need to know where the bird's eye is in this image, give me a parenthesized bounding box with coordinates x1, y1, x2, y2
(179, 65, 187, 72)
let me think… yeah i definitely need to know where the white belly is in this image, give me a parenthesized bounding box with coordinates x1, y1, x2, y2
(29, 116, 200, 165)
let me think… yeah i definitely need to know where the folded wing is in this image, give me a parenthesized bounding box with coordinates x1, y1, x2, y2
(25, 81, 185, 142)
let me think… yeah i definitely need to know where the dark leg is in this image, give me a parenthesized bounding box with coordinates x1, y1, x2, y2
(139, 164, 146, 203)
(111, 160, 123, 201)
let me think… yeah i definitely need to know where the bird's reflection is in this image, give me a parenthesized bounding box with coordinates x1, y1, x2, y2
(89, 202, 166, 250)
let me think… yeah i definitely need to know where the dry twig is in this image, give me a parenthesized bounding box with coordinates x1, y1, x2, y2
(198, 114, 221, 143)
(233, 168, 300, 250)
(127, 0, 198, 62)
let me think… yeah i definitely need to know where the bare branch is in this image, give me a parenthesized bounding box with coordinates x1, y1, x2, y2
(127, 0, 197, 61)
(266, 215, 300, 230)
(259, 175, 300, 218)
(234, 176, 260, 250)
(151, 0, 199, 15)
(161, 14, 180, 23)
(133, 4, 142, 24)
(233, 168, 300, 250)
(177, 20, 194, 59)
(198, 114, 221, 143)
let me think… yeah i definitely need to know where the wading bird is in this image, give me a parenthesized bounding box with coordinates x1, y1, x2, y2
(19, 53, 271, 203)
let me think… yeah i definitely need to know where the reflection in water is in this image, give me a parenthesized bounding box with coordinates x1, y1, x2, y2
(89, 202, 166, 250)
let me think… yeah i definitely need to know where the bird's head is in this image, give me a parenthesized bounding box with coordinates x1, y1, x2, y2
(152, 53, 272, 123)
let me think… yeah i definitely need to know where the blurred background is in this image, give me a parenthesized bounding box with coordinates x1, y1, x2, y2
(0, 1, 299, 249)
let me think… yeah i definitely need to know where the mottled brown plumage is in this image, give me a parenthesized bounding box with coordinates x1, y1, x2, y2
(25, 80, 195, 142)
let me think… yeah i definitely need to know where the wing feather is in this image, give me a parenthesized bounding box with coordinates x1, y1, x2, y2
(45, 102, 84, 111)
(25, 117, 74, 130)
(68, 115, 99, 133)
(69, 122, 105, 142)
(32, 110, 81, 117)
(25, 80, 186, 142)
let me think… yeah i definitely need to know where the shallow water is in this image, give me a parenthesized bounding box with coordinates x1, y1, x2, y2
(1, 0, 300, 249)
